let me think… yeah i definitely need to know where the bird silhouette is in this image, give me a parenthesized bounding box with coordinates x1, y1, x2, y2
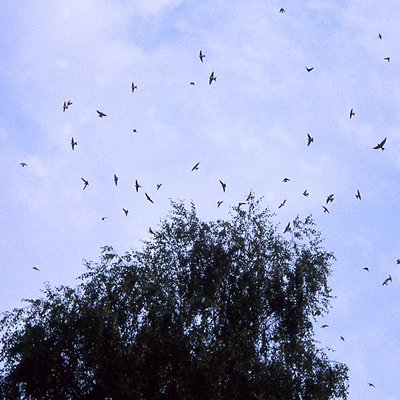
(219, 180, 226, 192)
(373, 137, 386, 150)
(326, 194, 334, 204)
(71, 137, 77, 150)
(32, 266, 40, 271)
(131, 82, 137, 93)
(384, 57, 390, 62)
(113, 174, 118, 186)
(279, 8, 285, 13)
(305, 67, 314, 72)
(356, 189, 361, 200)
(101, 217, 107, 221)
(135, 180, 142, 192)
(145, 193, 154, 203)
(190, 82, 195, 85)
(321, 324, 329, 328)
(382, 275, 392, 286)
(378, 33, 382, 39)
(132, 129, 138, 133)
(284, 222, 291, 233)
(122, 208, 129, 217)
(368, 383, 375, 388)
(349, 108, 355, 119)
(81, 178, 89, 190)
(303, 189, 309, 197)
(340, 336, 345, 341)
(199, 50, 205, 62)
(322, 206, 330, 214)
(363, 267, 369, 272)
(217, 200, 223, 208)
(282, 177, 290, 182)
(307, 133, 314, 146)
(278, 199, 286, 209)
(20, 162, 27, 167)
(156, 183, 162, 190)
(191, 162, 200, 171)
(209, 71, 216, 85)
(97, 110, 107, 118)
(63, 100, 72, 112)
(396, 259, 400, 265)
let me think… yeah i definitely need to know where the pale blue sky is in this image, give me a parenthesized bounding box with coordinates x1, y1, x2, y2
(1, 1, 400, 398)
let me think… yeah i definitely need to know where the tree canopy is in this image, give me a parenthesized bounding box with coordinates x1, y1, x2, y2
(0, 196, 348, 399)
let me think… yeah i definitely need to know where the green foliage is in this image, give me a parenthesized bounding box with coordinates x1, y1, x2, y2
(0, 196, 348, 399)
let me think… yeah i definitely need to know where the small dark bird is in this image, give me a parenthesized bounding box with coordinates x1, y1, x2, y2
(378, 33, 382, 39)
(191, 162, 200, 171)
(284, 222, 291, 234)
(396, 259, 400, 265)
(384, 57, 390, 62)
(219, 180, 226, 192)
(199, 50, 205, 62)
(363, 267, 369, 272)
(322, 206, 330, 214)
(349, 108, 355, 119)
(190, 82, 195, 85)
(101, 217, 107, 221)
(373, 137, 386, 150)
(131, 82, 137, 93)
(217, 200, 224, 208)
(122, 208, 129, 217)
(32, 266, 40, 271)
(71, 137, 77, 150)
(382, 275, 392, 286)
(356, 189, 361, 200)
(132, 129, 137, 133)
(305, 67, 314, 72)
(321, 324, 329, 328)
(113, 174, 118, 186)
(368, 383, 375, 388)
(145, 193, 154, 203)
(156, 183, 162, 190)
(307, 133, 314, 146)
(209, 71, 216, 85)
(340, 336, 345, 341)
(326, 194, 334, 204)
(81, 178, 89, 190)
(282, 177, 290, 183)
(303, 190, 309, 197)
(63, 100, 72, 112)
(135, 180, 142, 192)
(20, 162, 27, 167)
(278, 199, 286, 209)
(279, 8, 285, 13)
(97, 110, 107, 118)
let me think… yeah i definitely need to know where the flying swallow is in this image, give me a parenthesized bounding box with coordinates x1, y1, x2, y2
(279, 8, 285, 13)
(396, 259, 400, 265)
(378, 33, 382, 39)
(145, 193, 154, 203)
(113, 174, 118, 186)
(71, 137, 77, 150)
(373, 137, 386, 150)
(122, 208, 129, 217)
(209, 71, 216, 85)
(368, 383, 375, 388)
(321, 324, 329, 328)
(322, 206, 330, 214)
(349, 108, 355, 119)
(191, 162, 200, 171)
(356, 189, 361, 200)
(382, 275, 392, 286)
(305, 67, 314, 72)
(135, 180, 142, 192)
(326, 194, 334, 204)
(199, 50, 205, 62)
(384, 57, 390, 62)
(32, 266, 40, 271)
(303, 190, 309, 197)
(156, 183, 162, 190)
(340, 336, 345, 341)
(363, 267, 369, 272)
(131, 82, 137, 93)
(63, 100, 72, 112)
(282, 177, 290, 183)
(81, 178, 89, 190)
(217, 200, 224, 208)
(20, 162, 27, 167)
(219, 180, 226, 192)
(307, 133, 314, 146)
(284, 222, 291, 234)
(101, 217, 107, 221)
(132, 129, 138, 133)
(96, 110, 107, 118)
(190, 82, 195, 85)
(278, 199, 286, 209)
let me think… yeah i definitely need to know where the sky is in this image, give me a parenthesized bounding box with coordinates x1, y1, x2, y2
(1, 0, 400, 398)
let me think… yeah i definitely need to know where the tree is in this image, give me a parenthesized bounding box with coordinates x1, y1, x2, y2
(0, 195, 348, 399)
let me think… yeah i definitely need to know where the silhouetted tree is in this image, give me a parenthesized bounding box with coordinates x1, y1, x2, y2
(0, 196, 348, 399)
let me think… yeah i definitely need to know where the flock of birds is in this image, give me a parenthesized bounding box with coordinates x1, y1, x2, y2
(16, 8, 398, 392)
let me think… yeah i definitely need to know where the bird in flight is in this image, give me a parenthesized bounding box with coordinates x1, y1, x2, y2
(97, 110, 107, 118)
(307, 133, 314, 146)
(122, 208, 129, 217)
(321, 324, 329, 328)
(209, 71, 216, 85)
(81, 178, 89, 190)
(279, 8, 285, 13)
(156, 183, 162, 190)
(382, 275, 392, 286)
(217, 200, 224, 208)
(340, 336, 345, 341)
(384, 57, 390, 62)
(303, 189, 309, 197)
(135, 180, 142, 192)
(322, 206, 330, 214)
(363, 267, 369, 272)
(368, 383, 375, 388)
(326, 194, 334, 204)
(63, 100, 72, 112)
(101, 216, 107, 221)
(145, 193, 154, 204)
(378, 33, 382, 39)
(278, 199, 286, 209)
(284, 222, 291, 234)
(373, 137, 386, 150)
(396, 259, 400, 265)
(305, 67, 314, 72)
(32, 266, 40, 271)
(355, 189, 361, 200)
(71, 137, 77, 150)
(219, 180, 227, 192)
(190, 82, 195, 85)
(131, 82, 137, 93)
(349, 108, 355, 119)
(113, 174, 118, 186)
(199, 50, 205, 62)
(20, 162, 27, 167)
(282, 177, 290, 183)
(191, 162, 200, 171)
